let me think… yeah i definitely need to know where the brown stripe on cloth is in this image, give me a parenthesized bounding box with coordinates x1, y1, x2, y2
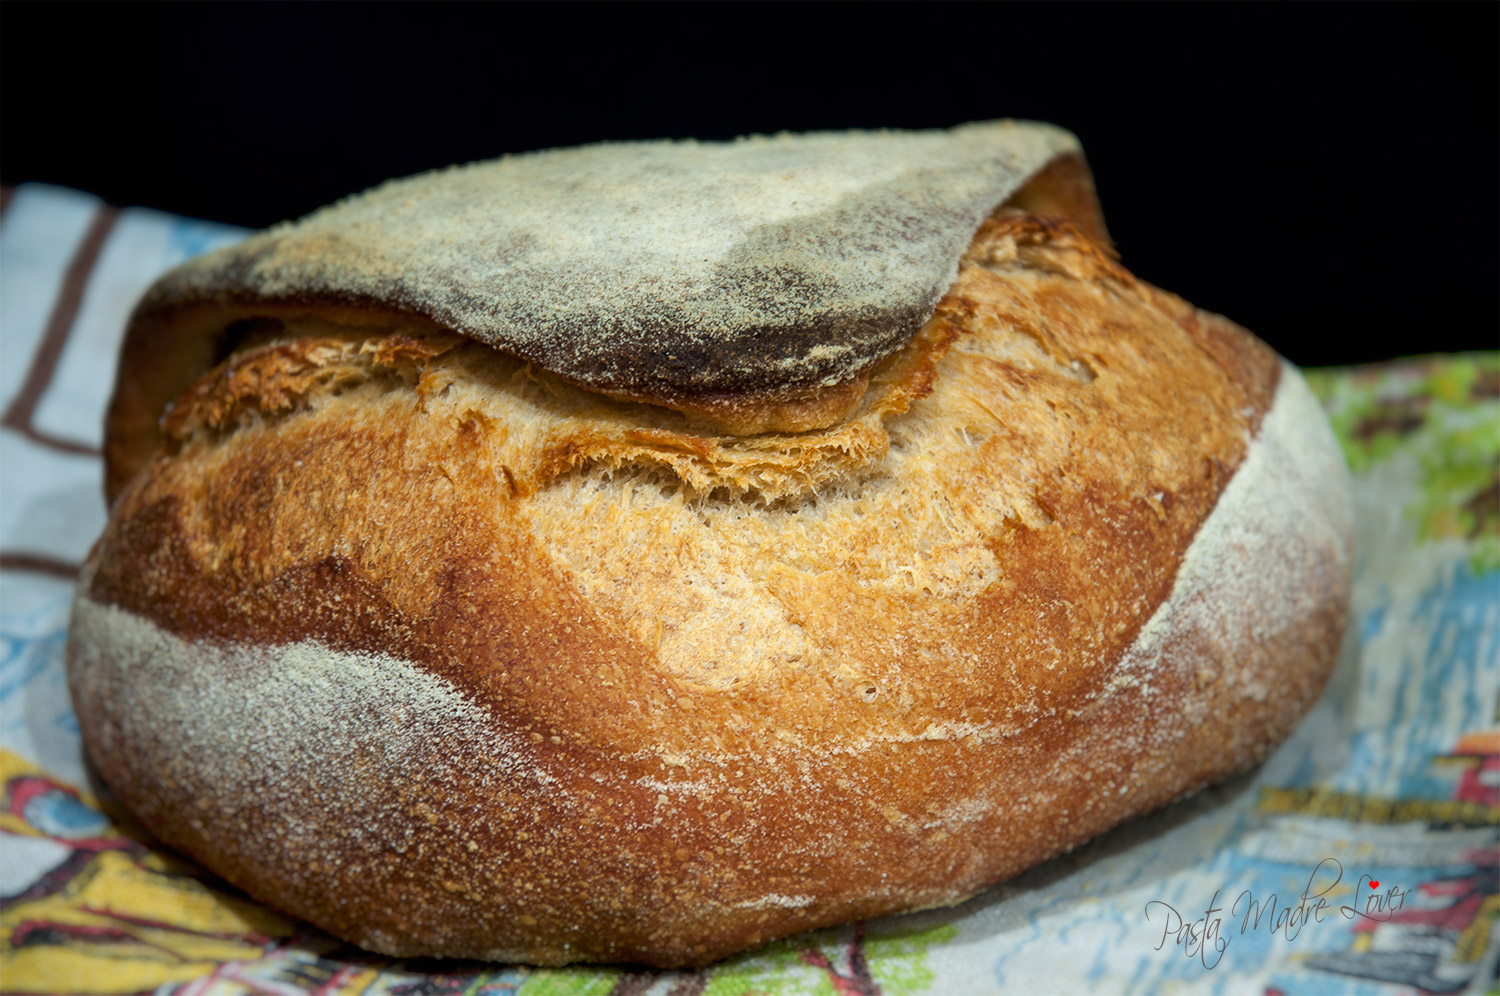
(665, 974, 709, 996)
(604, 971, 708, 996)
(605, 974, 659, 996)
(0, 553, 80, 580)
(0, 186, 15, 220)
(1, 203, 119, 456)
(4, 423, 101, 457)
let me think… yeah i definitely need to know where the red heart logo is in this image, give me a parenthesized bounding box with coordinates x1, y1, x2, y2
(1369, 880, 1379, 888)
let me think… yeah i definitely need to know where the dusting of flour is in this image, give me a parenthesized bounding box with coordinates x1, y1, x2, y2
(1107, 361, 1354, 702)
(67, 595, 555, 862)
(146, 121, 1080, 401)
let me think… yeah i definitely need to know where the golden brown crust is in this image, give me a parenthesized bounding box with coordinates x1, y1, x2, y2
(103, 303, 457, 502)
(69, 215, 1350, 967)
(995, 151, 1109, 245)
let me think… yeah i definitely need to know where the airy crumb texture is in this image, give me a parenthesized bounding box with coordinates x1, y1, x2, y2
(69, 217, 1352, 967)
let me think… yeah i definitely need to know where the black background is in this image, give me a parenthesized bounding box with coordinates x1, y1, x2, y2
(4, 3, 1496, 366)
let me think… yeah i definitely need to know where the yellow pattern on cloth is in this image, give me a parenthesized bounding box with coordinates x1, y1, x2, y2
(0, 751, 294, 994)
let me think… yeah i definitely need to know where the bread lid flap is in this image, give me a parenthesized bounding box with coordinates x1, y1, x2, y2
(138, 120, 1089, 400)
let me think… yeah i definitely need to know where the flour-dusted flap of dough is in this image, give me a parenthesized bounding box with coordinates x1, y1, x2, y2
(137, 121, 1080, 401)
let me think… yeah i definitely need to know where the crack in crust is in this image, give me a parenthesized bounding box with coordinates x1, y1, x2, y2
(104, 146, 1112, 501)
(156, 214, 1153, 507)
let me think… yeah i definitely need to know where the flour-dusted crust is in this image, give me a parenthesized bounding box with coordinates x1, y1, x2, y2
(137, 120, 1076, 395)
(68, 212, 1352, 967)
(102, 123, 1099, 499)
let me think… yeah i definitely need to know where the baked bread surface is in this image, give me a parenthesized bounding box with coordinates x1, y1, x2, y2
(67, 212, 1353, 966)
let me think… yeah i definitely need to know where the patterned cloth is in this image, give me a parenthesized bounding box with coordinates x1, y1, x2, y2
(1, 183, 1496, 995)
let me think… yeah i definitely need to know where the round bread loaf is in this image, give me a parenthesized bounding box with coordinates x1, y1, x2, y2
(67, 127, 1353, 968)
